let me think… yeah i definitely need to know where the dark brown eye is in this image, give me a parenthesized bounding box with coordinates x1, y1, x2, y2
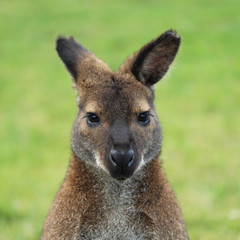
(86, 113, 100, 126)
(137, 111, 150, 125)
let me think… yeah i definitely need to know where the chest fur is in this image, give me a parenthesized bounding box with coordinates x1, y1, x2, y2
(73, 180, 156, 240)
(76, 203, 155, 240)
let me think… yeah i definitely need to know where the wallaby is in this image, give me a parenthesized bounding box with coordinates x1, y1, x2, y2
(41, 30, 188, 240)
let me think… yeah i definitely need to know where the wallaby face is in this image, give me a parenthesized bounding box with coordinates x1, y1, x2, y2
(42, 30, 188, 240)
(56, 31, 180, 180)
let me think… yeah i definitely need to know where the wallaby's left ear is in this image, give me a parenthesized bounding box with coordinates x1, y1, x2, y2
(119, 30, 181, 86)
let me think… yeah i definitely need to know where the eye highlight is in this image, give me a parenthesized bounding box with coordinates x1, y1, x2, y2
(137, 111, 151, 126)
(84, 113, 100, 126)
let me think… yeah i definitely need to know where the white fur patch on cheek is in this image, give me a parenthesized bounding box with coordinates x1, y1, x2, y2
(95, 153, 108, 172)
(138, 155, 145, 170)
(95, 153, 101, 167)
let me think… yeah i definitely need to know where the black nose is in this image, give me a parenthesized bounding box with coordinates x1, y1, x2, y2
(110, 147, 134, 168)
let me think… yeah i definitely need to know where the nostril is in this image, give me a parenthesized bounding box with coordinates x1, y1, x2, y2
(110, 155, 117, 166)
(110, 149, 119, 167)
(128, 155, 134, 167)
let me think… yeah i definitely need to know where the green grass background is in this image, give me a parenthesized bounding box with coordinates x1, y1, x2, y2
(0, 0, 239, 239)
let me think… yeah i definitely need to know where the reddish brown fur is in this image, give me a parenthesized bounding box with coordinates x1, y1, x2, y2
(42, 155, 187, 239)
(41, 30, 188, 239)
(42, 155, 105, 239)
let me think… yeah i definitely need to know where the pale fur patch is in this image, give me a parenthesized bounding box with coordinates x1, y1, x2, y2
(134, 100, 150, 112)
(73, 170, 157, 240)
(85, 101, 98, 113)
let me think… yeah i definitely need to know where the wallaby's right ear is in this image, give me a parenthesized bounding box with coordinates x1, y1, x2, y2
(56, 37, 88, 81)
(56, 36, 110, 83)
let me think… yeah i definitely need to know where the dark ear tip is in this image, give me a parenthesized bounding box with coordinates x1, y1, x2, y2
(56, 36, 68, 51)
(56, 35, 85, 54)
(56, 35, 76, 45)
(161, 29, 181, 45)
(165, 29, 180, 38)
(56, 36, 66, 43)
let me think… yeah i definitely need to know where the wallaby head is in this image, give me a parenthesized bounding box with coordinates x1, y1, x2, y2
(56, 30, 180, 180)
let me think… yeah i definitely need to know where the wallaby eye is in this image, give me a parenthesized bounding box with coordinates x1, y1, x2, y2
(85, 113, 100, 126)
(137, 111, 150, 125)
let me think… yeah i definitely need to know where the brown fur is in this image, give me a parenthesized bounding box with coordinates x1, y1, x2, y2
(41, 30, 188, 239)
(42, 156, 187, 239)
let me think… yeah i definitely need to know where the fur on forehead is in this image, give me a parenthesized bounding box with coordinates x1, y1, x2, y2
(76, 72, 154, 105)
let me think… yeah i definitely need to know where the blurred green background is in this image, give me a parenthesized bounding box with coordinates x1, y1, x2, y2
(0, 0, 239, 239)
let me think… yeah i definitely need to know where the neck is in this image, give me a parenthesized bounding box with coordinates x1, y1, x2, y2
(65, 153, 165, 198)
(42, 153, 186, 239)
